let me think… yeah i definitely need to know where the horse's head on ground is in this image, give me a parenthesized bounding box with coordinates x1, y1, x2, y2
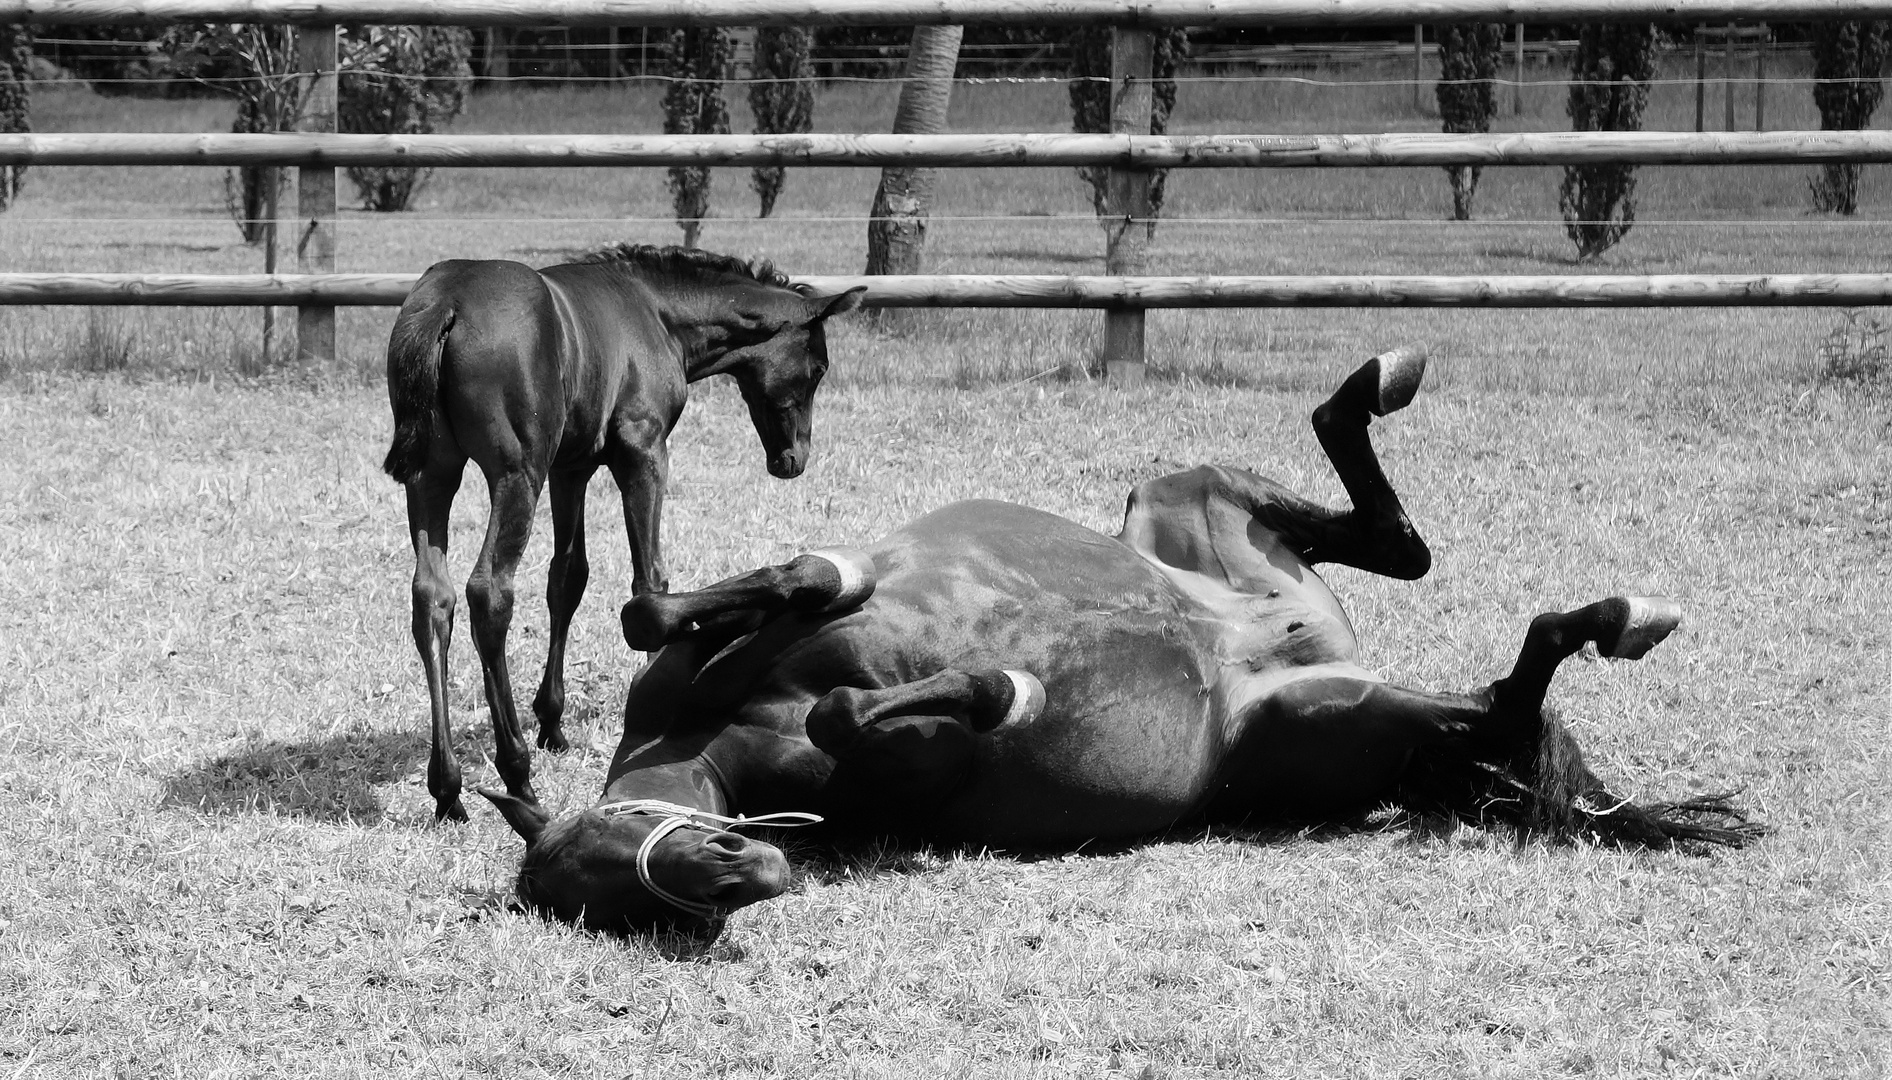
(481, 789, 792, 937)
(585, 244, 866, 479)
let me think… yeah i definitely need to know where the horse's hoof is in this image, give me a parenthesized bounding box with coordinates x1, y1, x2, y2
(537, 726, 570, 753)
(797, 548, 877, 612)
(968, 669, 1045, 733)
(434, 798, 469, 824)
(1598, 596, 1683, 660)
(1368, 347, 1428, 416)
(805, 687, 867, 754)
(621, 595, 675, 652)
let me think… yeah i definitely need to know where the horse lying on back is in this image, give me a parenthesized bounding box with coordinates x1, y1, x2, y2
(482, 349, 1762, 935)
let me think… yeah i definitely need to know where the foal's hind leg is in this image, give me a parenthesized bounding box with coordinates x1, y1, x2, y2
(405, 464, 468, 822)
(530, 468, 595, 752)
(464, 466, 547, 808)
(620, 548, 876, 651)
(803, 669, 1045, 796)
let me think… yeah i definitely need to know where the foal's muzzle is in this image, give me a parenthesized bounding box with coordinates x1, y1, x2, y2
(768, 446, 807, 479)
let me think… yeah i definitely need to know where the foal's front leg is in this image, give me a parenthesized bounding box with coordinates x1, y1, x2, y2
(608, 420, 672, 603)
(463, 466, 547, 812)
(530, 468, 594, 753)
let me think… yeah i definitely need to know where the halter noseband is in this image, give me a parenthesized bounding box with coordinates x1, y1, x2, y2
(596, 799, 823, 920)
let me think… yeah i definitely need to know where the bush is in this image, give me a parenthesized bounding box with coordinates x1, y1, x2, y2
(1817, 309, 1890, 385)
(662, 28, 731, 248)
(0, 25, 29, 211)
(338, 25, 473, 212)
(1808, 22, 1889, 215)
(1558, 23, 1656, 259)
(1435, 23, 1504, 221)
(1068, 27, 1186, 236)
(748, 26, 813, 219)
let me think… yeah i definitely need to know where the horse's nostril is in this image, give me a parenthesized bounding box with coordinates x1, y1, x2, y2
(706, 831, 748, 855)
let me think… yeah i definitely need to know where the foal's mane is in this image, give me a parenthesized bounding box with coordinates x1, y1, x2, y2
(581, 243, 795, 290)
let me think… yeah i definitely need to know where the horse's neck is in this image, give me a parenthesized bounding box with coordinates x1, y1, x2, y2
(598, 754, 730, 815)
(638, 275, 752, 383)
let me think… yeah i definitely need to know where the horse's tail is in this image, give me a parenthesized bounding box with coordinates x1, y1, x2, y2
(1518, 708, 1766, 848)
(1396, 706, 1766, 849)
(382, 291, 456, 485)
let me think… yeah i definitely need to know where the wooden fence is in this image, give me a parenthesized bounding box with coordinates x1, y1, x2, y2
(6, 0, 1892, 381)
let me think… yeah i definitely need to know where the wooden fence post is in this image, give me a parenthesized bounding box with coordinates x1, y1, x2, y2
(1103, 25, 1153, 387)
(1695, 26, 1706, 131)
(295, 24, 337, 368)
(1756, 25, 1767, 130)
(1513, 23, 1524, 115)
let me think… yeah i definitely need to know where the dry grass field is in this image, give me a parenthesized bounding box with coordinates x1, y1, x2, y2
(1, 54, 1889, 1077)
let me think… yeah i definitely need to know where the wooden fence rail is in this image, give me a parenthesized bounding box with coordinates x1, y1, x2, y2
(12, 131, 1892, 168)
(8, 272, 1892, 308)
(9, 1, 1892, 380)
(4, 0, 1892, 26)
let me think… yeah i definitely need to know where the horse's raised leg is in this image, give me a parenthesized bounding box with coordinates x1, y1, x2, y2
(620, 547, 876, 651)
(803, 669, 1044, 795)
(464, 467, 546, 808)
(1218, 596, 1687, 825)
(1301, 347, 1432, 578)
(531, 468, 594, 752)
(405, 464, 467, 822)
(1492, 596, 1684, 719)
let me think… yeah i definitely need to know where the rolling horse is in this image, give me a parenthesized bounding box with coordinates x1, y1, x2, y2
(480, 349, 1762, 934)
(382, 244, 865, 822)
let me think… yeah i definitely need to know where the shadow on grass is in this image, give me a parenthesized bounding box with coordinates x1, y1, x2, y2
(159, 729, 427, 825)
(783, 816, 1392, 891)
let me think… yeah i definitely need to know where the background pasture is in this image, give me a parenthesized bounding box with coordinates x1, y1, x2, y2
(1, 52, 1889, 1077)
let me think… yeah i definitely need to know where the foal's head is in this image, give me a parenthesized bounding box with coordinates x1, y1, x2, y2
(723, 280, 866, 479)
(483, 790, 792, 937)
(589, 244, 867, 479)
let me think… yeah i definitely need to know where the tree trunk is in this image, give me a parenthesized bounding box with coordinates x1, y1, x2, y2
(0, 25, 30, 211)
(864, 24, 962, 295)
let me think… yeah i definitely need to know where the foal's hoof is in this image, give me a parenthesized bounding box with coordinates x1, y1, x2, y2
(967, 669, 1046, 733)
(537, 725, 570, 753)
(1597, 596, 1683, 660)
(794, 548, 877, 612)
(1367, 347, 1428, 416)
(434, 797, 470, 824)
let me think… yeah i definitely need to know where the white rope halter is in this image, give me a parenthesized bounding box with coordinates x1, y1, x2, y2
(596, 798, 823, 920)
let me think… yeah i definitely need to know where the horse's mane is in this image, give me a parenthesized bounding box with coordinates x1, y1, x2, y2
(581, 243, 793, 290)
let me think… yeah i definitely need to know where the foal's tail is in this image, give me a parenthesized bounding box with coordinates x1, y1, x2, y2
(1397, 707, 1767, 850)
(382, 294, 456, 484)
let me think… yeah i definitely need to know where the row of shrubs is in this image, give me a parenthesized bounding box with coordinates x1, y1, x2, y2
(0, 22, 1886, 260)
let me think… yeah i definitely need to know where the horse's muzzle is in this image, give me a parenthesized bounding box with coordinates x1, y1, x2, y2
(707, 834, 792, 909)
(768, 448, 807, 479)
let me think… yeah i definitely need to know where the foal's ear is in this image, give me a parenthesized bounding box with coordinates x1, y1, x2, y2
(811, 286, 868, 321)
(479, 787, 550, 845)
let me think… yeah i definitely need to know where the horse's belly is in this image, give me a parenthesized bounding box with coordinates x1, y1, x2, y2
(850, 501, 1225, 844)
